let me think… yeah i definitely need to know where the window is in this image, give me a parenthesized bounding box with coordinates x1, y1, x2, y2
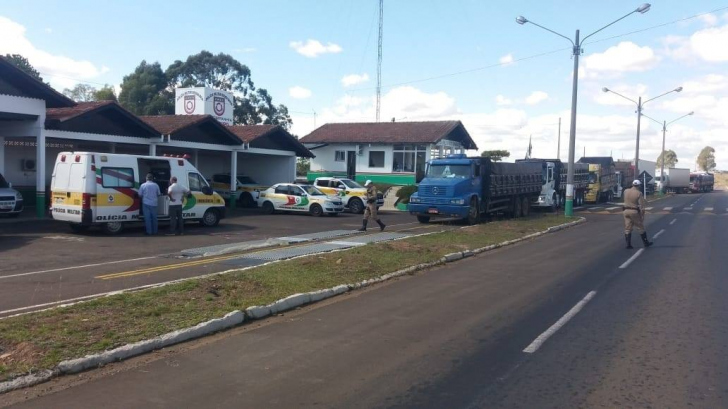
(334, 150, 346, 162)
(393, 145, 427, 173)
(369, 151, 385, 168)
(275, 185, 290, 194)
(315, 179, 328, 188)
(101, 168, 134, 188)
(289, 186, 305, 196)
(188, 172, 207, 191)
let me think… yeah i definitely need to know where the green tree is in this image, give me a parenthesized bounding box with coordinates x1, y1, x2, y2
(296, 157, 310, 177)
(118, 61, 173, 115)
(656, 149, 678, 168)
(697, 146, 716, 171)
(63, 83, 97, 102)
(480, 150, 511, 162)
(5, 54, 42, 81)
(93, 84, 118, 102)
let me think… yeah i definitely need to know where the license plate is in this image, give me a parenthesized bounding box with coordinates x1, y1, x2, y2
(428, 209, 439, 214)
(0, 205, 12, 210)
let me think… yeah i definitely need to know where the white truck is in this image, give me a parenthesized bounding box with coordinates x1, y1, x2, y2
(655, 167, 690, 194)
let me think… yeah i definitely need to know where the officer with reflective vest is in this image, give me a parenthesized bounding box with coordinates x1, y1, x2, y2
(623, 179, 653, 249)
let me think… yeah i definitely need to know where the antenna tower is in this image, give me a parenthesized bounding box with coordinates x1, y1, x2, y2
(376, 0, 383, 122)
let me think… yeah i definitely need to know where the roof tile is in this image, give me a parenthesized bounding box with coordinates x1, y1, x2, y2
(299, 121, 475, 148)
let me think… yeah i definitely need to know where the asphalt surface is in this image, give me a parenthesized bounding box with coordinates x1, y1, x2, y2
(0, 209, 450, 317)
(3, 191, 726, 408)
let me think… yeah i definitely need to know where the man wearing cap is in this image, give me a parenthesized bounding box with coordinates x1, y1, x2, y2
(623, 179, 653, 249)
(138, 173, 161, 235)
(358, 180, 385, 232)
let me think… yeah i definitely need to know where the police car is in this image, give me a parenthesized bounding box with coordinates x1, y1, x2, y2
(257, 183, 345, 216)
(313, 177, 384, 214)
(0, 172, 23, 217)
(210, 173, 268, 208)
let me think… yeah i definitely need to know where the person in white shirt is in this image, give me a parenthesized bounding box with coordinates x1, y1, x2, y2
(167, 176, 190, 236)
(138, 173, 161, 235)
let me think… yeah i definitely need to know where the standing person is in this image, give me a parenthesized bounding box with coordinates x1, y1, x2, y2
(358, 180, 385, 232)
(167, 176, 190, 236)
(623, 180, 653, 249)
(138, 173, 161, 235)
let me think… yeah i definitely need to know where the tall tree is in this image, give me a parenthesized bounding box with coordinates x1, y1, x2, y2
(480, 150, 511, 162)
(93, 84, 118, 102)
(5, 54, 43, 81)
(63, 83, 97, 102)
(656, 149, 678, 168)
(697, 146, 716, 171)
(118, 61, 173, 115)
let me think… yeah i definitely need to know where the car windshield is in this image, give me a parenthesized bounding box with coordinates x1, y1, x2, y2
(427, 164, 470, 179)
(0, 173, 8, 188)
(340, 179, 363, 189)
(300, 185, 325, 195)
(588, 172, 598, 184)
(236, 176, 257, 184)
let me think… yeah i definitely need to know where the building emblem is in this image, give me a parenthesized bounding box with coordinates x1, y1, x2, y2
(184, 95, 196, 114)
(213, 96, 226, 116)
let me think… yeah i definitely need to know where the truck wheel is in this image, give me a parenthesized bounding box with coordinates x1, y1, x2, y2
(417, 215, 430, 224)
(262, 201, 275, 215)
(309, 204, 324, 217)
(349, 198, 364, 214)
(238, 192, 254, 208)
(513, 196, 522, 219)
(521, 197, 530, 217)
(551, 193, 559, 212)
(103, 222, 124, 235)
(201, 209, 220, 227)
(467, 197, 480, 225)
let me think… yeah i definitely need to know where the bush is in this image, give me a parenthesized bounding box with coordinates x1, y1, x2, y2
(396, 185, 418, 205)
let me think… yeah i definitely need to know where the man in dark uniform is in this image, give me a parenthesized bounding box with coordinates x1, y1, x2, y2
(358, 180, 385, 232)
(623, 179, 653, 249)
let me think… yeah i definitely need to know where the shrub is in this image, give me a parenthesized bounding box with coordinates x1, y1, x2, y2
(396, 185, 418, 205)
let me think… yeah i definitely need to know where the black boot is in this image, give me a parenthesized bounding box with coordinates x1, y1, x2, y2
(358, 219, 368, 232)
(625, 233, 633, 249)
(640, 232, 653, 248)
(376, 219, 386, 231)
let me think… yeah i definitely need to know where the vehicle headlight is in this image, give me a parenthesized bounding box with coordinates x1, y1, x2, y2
(15, 192, 23, 200)
(450, 198, 465, 205)
(539, 195, 546, 201)
(409, 196, 420, 203)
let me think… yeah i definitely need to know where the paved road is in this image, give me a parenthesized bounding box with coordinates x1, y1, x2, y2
(3, 191, 725, 408)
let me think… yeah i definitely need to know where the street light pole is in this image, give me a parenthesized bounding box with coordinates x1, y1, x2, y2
(640, 111, 694, 193)
(557, 117, 561, 160)
(516, 3, 651, 217)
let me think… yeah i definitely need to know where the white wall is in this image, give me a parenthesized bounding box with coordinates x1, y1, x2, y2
(238, 153, 295, 185)
(309, 143, 397, 174)
(1, 144, 65, 187)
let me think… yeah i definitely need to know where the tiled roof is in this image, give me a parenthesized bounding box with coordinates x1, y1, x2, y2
(46, 101, 115, 121)
(226, 124, 278, 143)
(299, 121, 476, 149)
(140, 115, 210, 135)
(227, 124, 314, 158)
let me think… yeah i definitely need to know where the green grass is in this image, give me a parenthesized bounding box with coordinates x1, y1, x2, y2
(0, 214, 574, 382)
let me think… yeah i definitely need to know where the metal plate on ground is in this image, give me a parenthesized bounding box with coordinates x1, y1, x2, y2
(342, 232, 411, 244)
(279, 230, 360, 243)
(180, 239, 285, 257)
(240, 242, 352, 262)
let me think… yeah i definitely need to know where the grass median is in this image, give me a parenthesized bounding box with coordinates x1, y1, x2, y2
(0, 214, 574, 383)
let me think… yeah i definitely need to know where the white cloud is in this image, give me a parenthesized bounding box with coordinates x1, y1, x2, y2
(289, 39, 342, 58)
(341, 73, 369, 87)
(499, 53, 514, 65)
(698, 13, 719, 27)
(289, 86, 312, 99)
(594, 83, 648, 107)
(495, 95, 512, 106)
(665, 24, 728, 63)
(582, 41, 658, 78)
(0, 16, 107, 90)
(525, 91, 548, 105)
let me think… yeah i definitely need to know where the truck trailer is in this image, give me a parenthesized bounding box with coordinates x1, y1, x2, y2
(515, 159, 589, 210)
(614, 160, 635, 199)
(690, 173, 714, 192)
(579, 157, 617, 203)
(408, 154, 542, 224)
(655, 167, 690, 193)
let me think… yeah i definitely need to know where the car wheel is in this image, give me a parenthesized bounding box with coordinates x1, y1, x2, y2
(103, 222, 124, 235)
(238, 193, 254, 208)
(349, 198, 364, 214)
(309, 204, 324, 217)
(262, 201, 275, 215)
(201, 209, 220, 227)
(417, 215, 431, 224)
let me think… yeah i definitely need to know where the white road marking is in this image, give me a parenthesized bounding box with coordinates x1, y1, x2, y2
(645, 207, 654, 211)
(0, 256, 158, 280)
(590, 207, 603, 210)
(328, 240, 366, 247)
(653, 229, 665, 240)
(573, 206, 584, 210)
(670, 219, 677, 225)
(704, 207, 714, 211)
(606, 207, 620, 211)
(620, 249, 645, 269)
(684, 207, 693, 211)
(663, 207, 673, 211)
(523, 291, 597, 354)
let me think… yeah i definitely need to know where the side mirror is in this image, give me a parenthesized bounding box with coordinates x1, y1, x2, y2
(202, 186, 213, 195)
(8, 182, 12, 188)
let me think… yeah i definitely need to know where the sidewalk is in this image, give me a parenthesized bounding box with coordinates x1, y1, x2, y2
(0, 208, 49, 225)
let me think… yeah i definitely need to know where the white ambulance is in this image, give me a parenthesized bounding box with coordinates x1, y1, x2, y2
(50, 152, 227, 234)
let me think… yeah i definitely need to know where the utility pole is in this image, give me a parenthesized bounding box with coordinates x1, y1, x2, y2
(376, 0, 383, 122)
(557, 117, 561, 160)
(313, 109, 317, 130)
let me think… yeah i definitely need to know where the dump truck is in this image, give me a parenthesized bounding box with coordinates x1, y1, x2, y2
(655, 167, 690, 193)
(408, 154, 542, 224)
(578, 157, 617, 203)
(690, 173, 714, 192)
(515, 159, 590, 210)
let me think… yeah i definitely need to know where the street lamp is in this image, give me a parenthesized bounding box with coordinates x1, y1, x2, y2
(602, 86, 682, 180)
(640, 111, 694, 193)
(516, 3, 651, 217)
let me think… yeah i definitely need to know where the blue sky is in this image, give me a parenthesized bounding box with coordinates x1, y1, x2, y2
(2, 1, 727, 168)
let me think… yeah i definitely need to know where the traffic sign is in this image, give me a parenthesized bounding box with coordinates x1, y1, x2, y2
(638, 171, 653, 184)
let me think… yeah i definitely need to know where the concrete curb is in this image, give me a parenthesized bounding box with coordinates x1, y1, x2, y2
(0, 217, 585, 395)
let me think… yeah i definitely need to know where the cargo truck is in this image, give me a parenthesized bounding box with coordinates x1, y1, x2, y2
(613, 161, 635, 199)
(690, 173, 714, 192)
(655, 167, 690, 193)
(579, 157, 617, 203)
(408, 154, 542, 224)
(515, 159, 590, 210)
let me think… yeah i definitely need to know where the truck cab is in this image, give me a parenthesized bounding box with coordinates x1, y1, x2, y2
(409, 155, 480, 221)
